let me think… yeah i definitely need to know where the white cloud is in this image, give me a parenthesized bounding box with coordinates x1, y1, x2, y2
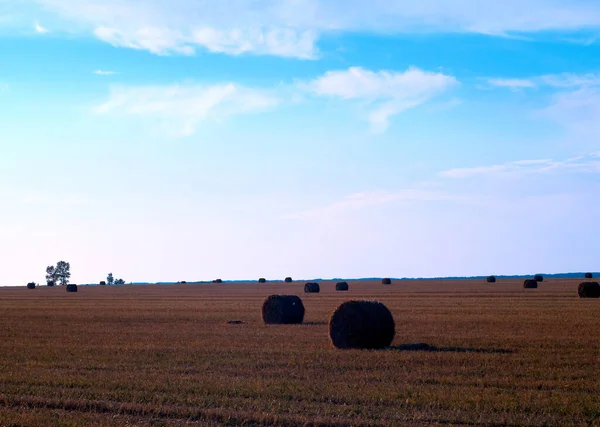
(94, 69, 118, 75)
(34, 21, 48, 33)
(307, 66, 458, 133)
(22, 0, 600, 58)
(487, 78, 536, 89)
(95, 82, 279, 136)
(441, 154, 600, 178)
(286, 189, 459, 219)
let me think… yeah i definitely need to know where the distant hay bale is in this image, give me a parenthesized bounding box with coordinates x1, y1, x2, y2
(27, 282, 36, 289)
(328, 301, 395, 349)
(66, 284, 78, 293)
(578, 282, 600, 298)
(534, 275, 544, 282)
(47, 281, 55, 287)
(523, 279, 538, 289)
(99, 281, 106, 286)
(258, 278, 267, 283)
(262, 295, 305, 324)
(213, 279, 223, 284)
(304, 282, 320, 293)
(382, 278, 392, 285)
(585, 272, 593, 279)
(284, 277, 293, 283)
(487, 276, 496, 283)
(336, 281, 349, 291)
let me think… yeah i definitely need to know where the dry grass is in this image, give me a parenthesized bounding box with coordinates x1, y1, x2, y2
(0, 279, 599, 426)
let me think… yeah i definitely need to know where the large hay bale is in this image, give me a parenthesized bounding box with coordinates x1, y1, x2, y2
(486, 276, 496, 283)
(578, 282, 600, 298)
(99, 281, 106, 286)
(534, 275, 544, 282)
(284, 277, 293, 283)
(262, 295, 305, 324)
(66, 284, 78, 293)
(336, 281, 349, 291)
(213, 279, 223, 284)
(585, 272, 593, 279)
(258, 278, 267, 283)
(329, 301, 395, 349)
(304, 282, 320, 293)
(47, 281, 55, 287)
(382, 278, 392, 285)
(27, 282, 36, 289)
(523, 279, 538, 289)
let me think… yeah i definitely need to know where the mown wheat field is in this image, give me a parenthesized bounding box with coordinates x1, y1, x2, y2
(0, 279, 598, 426)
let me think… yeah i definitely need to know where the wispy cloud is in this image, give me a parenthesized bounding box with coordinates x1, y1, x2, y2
(441, 154, 600, 179)
(286, 189, 459, 219)
(486, 73, 600, 90)
(27, 0, 600, 57)
(307, 66, 458, 133)
(95, 82, 279, 136)
(487, 78, 536, 89)
(34, 21, 48, 34)
(94, 69, 118, 76)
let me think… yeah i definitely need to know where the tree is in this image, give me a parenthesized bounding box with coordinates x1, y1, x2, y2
(114, 278, 125, 285)
(107, 273, 114, 286)
(55, 261, 71, 286)
(46, 265, 56, 286)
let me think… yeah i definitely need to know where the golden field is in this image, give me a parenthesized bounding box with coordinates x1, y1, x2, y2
(0, 278, 598, 426)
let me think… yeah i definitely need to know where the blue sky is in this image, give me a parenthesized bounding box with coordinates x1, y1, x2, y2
(1, 0, 600, 285)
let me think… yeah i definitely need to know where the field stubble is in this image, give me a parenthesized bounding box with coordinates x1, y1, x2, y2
(0, 279, 599, 426)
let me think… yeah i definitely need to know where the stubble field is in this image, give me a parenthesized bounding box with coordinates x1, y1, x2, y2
(0, 279, 598, 426)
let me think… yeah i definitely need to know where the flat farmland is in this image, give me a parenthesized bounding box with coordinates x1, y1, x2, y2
(0, 279, 598, 426)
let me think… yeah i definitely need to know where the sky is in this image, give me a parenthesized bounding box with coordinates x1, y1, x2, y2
(1, 0, 600, 285)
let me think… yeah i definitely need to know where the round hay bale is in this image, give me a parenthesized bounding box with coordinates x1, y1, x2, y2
(258, 278, 267, 283)
(99, 281, 106, 286)
(578, 282, 600, 298)
(584, 272, 593, 279)
(336, 281, 349, 291)
(262, 295, 305, 324)
(213, 279, 223, 284)
(66, 284, 78, 293)
(533, 275, 544, 282)
(382, 278, 392, 285)
(329, 301, 395, 349)
(486, 276, 496, 283)
(47, 281, 55, 287)
(523, 279, 538, 289)
(304, 282, 320, 293)
(284, 277, 293, 283)
(27, 282, 36, 289)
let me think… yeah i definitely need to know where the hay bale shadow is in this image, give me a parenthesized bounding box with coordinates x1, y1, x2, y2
(225, 320, 245, 325)
(302, 321, 328, 326)
(389, 343, 514, 354)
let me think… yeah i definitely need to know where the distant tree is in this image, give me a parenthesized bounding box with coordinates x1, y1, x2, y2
(114, 278, 125, 285)
(107, 273, 114, 286)
(55, 261, 71, 286)
(45, 265, 57, 286)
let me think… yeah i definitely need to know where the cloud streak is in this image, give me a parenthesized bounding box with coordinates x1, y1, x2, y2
(95, 82, 279, 136)
(441, 154, 600, 178)
(307, 67, 458, 133)
(23, 0, 600, 57)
